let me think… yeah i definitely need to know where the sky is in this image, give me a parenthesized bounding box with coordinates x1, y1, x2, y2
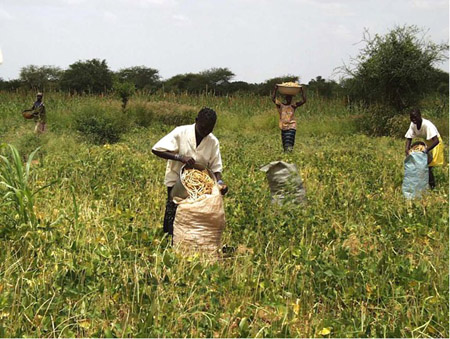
(0, 0, 448, 84)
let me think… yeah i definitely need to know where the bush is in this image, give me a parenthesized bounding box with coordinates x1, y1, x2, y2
(355, 104, 398, 136)
(342, 25, 448, 111)
(128, 103, 155, 128)
(386, 114, 411, 138)
(15, 132, 47, 161)
(157, 105, 197, 125)
(74, 106, 128, 144)
(128, 101, 197, 127)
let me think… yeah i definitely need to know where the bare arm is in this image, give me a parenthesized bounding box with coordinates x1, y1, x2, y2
(426, 136, 439, 154)
(405, 138, 412, 156)
(214, 172, 228, 195)
(151, 149, 195, 166)
(294, 87, 306, 108)
(271, 85, 279, 104)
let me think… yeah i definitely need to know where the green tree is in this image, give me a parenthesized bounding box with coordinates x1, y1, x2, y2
(113, 81, 135, 110)
(307, 76, 343, 98)
(163, 73, 201, 93)
(116, 66, 160, 91)
(60, 59, 113, 94)
(19, 65, 63, 91)
(163, 68, 235, 94)
(199, 67, 235, 94)
(257, 75, 299, 96)
(342, 25, 448, 111)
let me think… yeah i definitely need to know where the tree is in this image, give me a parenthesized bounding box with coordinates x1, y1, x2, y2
(0, 78, 23, 91)
(163, 68, 235, 94)
(257, 75, 299, 96)
(116, 66, 160, 91)
(61, 59, 113, 94)
(19, 65, 63, 91)
(341, 25, 448, 111)
(113, 81, 135, 110)
(307, 76, 343, 98)
(163, 73, 201, 93)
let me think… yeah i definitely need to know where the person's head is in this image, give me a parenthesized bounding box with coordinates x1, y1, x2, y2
(195, 107, 217, 138)
(410, 108, 422, 125)
(284, 95, 293, 104)
(36, 92, 43, 101)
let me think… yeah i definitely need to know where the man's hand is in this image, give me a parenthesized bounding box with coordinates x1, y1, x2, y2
(178, 155, 195, 166)
(217, 180, 228, 195)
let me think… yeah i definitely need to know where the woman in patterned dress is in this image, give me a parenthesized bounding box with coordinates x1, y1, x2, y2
(271, 84, 306, 152)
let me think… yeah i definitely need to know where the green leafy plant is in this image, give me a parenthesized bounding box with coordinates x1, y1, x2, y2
(0, 143, 39, 228)
(74, 105, 128, 144)
(114, 81, 136, 110)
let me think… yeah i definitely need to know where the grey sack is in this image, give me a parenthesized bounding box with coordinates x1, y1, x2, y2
(260, 161, 306, 205)
(402, 152, 429, 199)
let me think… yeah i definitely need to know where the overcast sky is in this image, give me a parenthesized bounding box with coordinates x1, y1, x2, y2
(0, 0, 448, 83)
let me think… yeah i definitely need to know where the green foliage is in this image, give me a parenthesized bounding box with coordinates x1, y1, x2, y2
(113, 81, 135, 109)
(257, 75, 299, 96)
(307, 76, 344, 98)
(19, 65, 63, 91)
(355, 104, 399, 136)
(0, 92, 448, 338)
(128, 101, 197, 127)
(61, 59, 114, 94)
(343, 25, 449, 111)
(0, 143, 39, 230)
(163, 67, 235, 94)
(127, 102, 155, 128)
(74, 105, 128, 144)
(116, 66, 160, 91)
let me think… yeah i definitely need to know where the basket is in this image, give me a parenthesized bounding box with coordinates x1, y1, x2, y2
(277, 84, 302, 96)
(22, 110, 35, 119)
(171, 163, 216, 200)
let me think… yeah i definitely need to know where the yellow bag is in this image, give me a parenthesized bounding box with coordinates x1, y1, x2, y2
(426, 137, 444, 167)
(173, 185, 226, 255)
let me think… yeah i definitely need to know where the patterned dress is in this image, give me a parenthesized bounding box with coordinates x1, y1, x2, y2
(275, 100, 297, 152)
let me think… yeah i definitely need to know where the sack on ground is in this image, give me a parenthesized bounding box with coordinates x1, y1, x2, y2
(173, 185, 226, 254)
(402, 152, 429, 199)
(260, 161, 306, 205)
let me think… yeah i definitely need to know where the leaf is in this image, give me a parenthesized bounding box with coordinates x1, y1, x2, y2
(318, 327, 331, 335)
(239, 317, 249, 333)
(292, 302, 300, 315)
(78, 319, 91, 329)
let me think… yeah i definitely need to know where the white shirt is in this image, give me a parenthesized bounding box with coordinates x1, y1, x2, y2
(152, 124, 223, 186)
(405, 118, 440, 140)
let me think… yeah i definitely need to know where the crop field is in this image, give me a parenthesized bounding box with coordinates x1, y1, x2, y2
(0, 92, 448, 338)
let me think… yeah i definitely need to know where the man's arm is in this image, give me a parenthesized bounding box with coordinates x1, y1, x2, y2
(214, 172, 228, 195)
(426, 136, 439, 154)
(151, 150, 195, 166)
(405, 138, 412, 156)
(294, 87, 306, 108)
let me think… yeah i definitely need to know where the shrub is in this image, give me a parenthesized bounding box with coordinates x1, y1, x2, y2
(114, 81, 135, 110)
(157, 105, 197, 125)
(342, 25, 448, 111)
(128, 101, 197, 127)
(74, 105, 128, 144)
(129, 102, 156, 128)
(15, 132, 45, 160)
(355, 104, 398, 136)
(387, 114, 411, 138)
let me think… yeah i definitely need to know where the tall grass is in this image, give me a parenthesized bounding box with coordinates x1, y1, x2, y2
(0, 143, 39, 228)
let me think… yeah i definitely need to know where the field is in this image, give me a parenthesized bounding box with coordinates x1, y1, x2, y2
(0, 91, 448, 338)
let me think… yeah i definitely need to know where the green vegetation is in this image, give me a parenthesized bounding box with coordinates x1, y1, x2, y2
(342, 25, 448, 111)
(0, 91, 448, 337)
